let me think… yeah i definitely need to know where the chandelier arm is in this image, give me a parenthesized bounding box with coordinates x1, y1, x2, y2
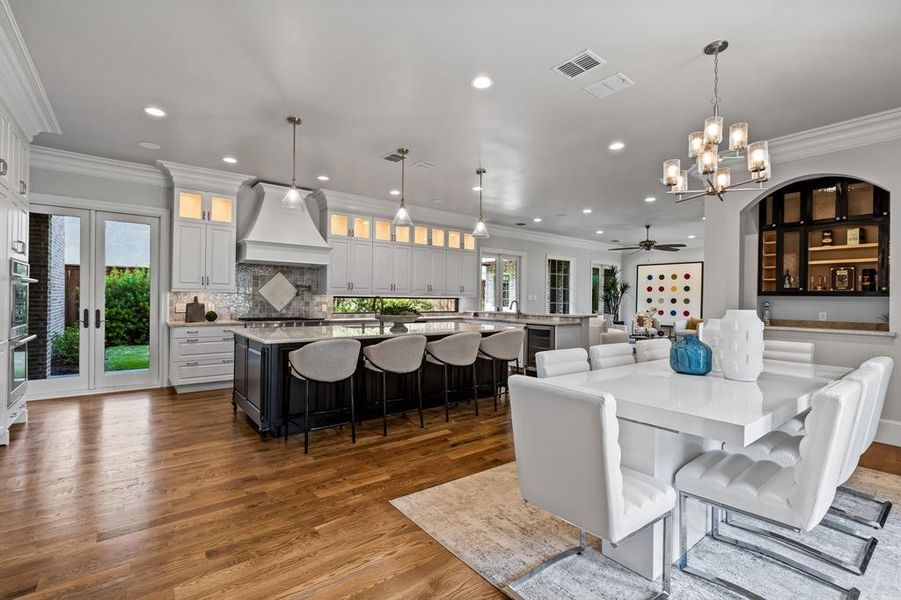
(675, 190, 710, 203)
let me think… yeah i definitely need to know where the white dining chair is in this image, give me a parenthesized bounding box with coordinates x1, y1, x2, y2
(635, 338, 671, 363)
(535, 348, 589, 378)
(508, 375, 675, 599)
(763, 339, 815, 363)
(588, 343, 634, 370)
(676, 378, 863, 598)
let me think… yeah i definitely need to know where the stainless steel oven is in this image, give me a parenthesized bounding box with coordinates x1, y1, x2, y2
(10, 258, 36, 340)
(8, 334, 35, 410)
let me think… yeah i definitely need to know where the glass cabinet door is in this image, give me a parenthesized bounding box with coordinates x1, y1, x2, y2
(846, 181, 876, 219)
(176, 191, 204, 221)
(430, 227, 445, 247)
(329, 213, 350, 237)
(463, 233, 476, 250)
(760, 196, 776, 229)
(779, 229, 802, 291)
(394, 225, 411, 243)
(810, 183, 839, 223)
(413, 226, 429, 245)
(781, 191, 804, 225)
(352, 216, 371, 239)
(374, 218, 392, 241)
(447, 230, 461, 249)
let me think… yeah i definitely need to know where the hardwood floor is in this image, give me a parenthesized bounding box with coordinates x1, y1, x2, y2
(3, 388, 900, 600)
(0, 388, 512, 599)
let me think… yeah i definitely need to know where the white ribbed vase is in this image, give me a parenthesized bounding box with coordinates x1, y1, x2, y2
(698, 318, 723, 373)
(720, 310, 764, 382)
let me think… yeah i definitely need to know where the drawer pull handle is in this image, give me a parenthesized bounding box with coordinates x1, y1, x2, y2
(186, 362, 199, 367)
(185, 330, 199, 334)
(186, 339, 199, 343)
(222, 359, 233, 364)
(222, 337, 233, 341)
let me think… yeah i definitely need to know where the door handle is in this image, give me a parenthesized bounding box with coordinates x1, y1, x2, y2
(0, 158, 6, 176)
(82, 308, 90, 328)
(95, 309, 104, 329)
(19, 180, 27, 195)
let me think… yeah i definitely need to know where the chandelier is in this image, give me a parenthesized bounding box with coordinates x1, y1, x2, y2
(663, 40, 771, 203)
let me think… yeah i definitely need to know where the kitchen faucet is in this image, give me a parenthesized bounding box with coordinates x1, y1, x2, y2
(508, 300, 520, 316)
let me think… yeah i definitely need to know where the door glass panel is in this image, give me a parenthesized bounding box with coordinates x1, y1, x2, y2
(847, 182, 875, 217)
(447, 230, 461, 249)
(27, 213, 83, 380)
(480, 256, 497, 311)
(352, 217, 370, 239)
(374, 219, 392, 241)
(329, 214, 349, 237)
(104, 220, 151, 372)
(431, 228, 445, 247)
(209, 196, 233, 223)
(781, 230, 801, 291)
(463, 233, 476, 250)
(782, 192, 802, 223)
(501, 257, 519, 310)
(394, 225, 411, 243)
(414, 226, 429, 245)
(178, 192, 203, 220)
(811, 185, 837, 221)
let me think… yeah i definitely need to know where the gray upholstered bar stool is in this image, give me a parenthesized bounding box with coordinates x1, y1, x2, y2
(362, 335, 427, 435)
(478, 329, 525, 410)
(284, 339, 361, 454)
(425, 332, 483, 421)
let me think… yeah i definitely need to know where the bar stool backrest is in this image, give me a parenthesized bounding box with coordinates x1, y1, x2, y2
(479, 329, 525, 361)
(289, 339, 361, 382)
(426, 332, 482, 366)
(363, 335, 427, 373)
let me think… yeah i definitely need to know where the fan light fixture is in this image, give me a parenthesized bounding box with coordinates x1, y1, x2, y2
(392, 148, 413, 226)
(663, 40, 771, 204)
(472, 168, 489, 238)
(281, 116, 305, 210)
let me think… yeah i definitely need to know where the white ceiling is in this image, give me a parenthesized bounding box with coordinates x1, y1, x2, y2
(11, 1, 901, 246)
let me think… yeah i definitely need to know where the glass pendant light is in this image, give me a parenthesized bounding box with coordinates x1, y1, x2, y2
(281, 116, 305, 210)
(472, 168, 489, 238)
(392, 148, 413, 226)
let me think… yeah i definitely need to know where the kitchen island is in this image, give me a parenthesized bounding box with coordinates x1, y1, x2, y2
(231, 321, 519, 437)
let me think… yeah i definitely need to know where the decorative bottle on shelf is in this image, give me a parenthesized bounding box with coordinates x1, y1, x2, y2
(720, 310, 764, 382)
(669, 334, 712, 376)
(782, 270, 793, 288)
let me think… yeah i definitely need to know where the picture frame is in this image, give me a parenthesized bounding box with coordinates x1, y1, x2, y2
(830, 265, 856, 291)
(635, 261, 704, 326)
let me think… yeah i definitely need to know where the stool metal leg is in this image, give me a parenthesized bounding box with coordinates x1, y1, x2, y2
(472, 362, 479, 416)
(443, 364, 450, 423)
(304, 379, 310, 454)
(382, 371, 388, 436)
(284, 374, 292, 441)
(417, 368, 424, 428)
(349, 375, 356, 444)
(491, 359, 498, 411)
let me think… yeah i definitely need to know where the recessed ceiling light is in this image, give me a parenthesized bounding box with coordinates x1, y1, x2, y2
(702, 216, 706, 221)
(688, 235, 697, 239)
(222, 156, 238, 164)
(582, 208, 592, 214)
(317, 175, 329, 181)
(608, 141, 625, 151)
(432, 199, 443, 203)
(533, 217, 542, 223)
(595, 230, 604, 234)
(472, 186, 482, 191)
(644, 196, 656, 203)
(137, 141, 161, 150)
(471, 75, 493, 89)
(389, 189, 400, 196)
(143, 106, 166, 118)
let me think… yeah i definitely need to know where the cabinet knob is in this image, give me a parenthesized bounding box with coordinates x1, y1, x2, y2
(883, 212, 888, 216)
(799, 220, 804, 224)
(835, 217, 841, 221)
(882, 287, 888, 292)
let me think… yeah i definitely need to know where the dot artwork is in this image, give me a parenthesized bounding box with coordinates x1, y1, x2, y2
(635, 263, 703, 327)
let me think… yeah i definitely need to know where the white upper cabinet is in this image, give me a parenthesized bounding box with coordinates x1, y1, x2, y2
(329, 237, 372, 293)
(0, 109, 12, 193)
(172, 222, 205, 289)
(371, 241, 393, 293)
(329, 237, 351, 293)
(445, 249, 477, 296)
(391, 245, 412, 294)
(204, 225, 237, 290)
(328, 212, 371, 240)
(445, 250, 462, 294)
(175, 190, 235, 226)
(427, 247, 447, 295)
(460, 251, 478, 296)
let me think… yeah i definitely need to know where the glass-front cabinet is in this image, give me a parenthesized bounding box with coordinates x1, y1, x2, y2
(758, 176, 889, 296)
(175, 190, 235, 225)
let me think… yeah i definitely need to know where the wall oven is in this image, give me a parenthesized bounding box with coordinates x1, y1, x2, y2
(10, 258, 35, 340)
(8, 334, 35, 411)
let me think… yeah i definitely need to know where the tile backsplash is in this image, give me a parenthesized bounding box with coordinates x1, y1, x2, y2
(168, 263, 330, 321)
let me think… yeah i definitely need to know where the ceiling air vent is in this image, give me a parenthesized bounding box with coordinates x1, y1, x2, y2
(554, 50, 606, 79)
(383, 151, 407, 162)
(412, 160, 437, 170)
(583, 72, 635, 99)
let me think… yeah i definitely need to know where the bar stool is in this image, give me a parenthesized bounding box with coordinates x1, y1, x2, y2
(478, 329, 524, 410)
(284, 339, 361, 454)
(425, 332, 482, 421)
(362, 335, 427, 435)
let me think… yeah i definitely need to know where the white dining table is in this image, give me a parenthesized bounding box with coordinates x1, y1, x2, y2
(540, 358, 852, 580)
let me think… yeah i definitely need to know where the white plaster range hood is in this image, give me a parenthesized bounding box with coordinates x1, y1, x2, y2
(237, 182, 331, 265)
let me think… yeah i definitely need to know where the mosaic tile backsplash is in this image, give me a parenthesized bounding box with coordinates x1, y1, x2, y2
(168, 263, 330, 321)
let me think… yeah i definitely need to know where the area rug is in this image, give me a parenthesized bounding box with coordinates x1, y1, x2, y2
(390, 463, 901, 599)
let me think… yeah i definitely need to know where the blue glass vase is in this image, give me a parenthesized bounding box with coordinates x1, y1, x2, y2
(669, 334, 712, 376)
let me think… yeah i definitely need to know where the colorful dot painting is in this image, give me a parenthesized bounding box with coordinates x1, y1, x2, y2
(635, 263, 703, 326)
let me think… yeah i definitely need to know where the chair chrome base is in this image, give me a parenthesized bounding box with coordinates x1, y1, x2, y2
(505, 514, 672, 600)
(828, 485, 893, 529)
(678, 492, 861, 600)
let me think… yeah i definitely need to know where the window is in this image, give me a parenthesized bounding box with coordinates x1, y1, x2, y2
(332, 297, 458, 314)
(480, 253, 520, 311)
(591, 264, 617, 314)
(546, 257, 572, 314)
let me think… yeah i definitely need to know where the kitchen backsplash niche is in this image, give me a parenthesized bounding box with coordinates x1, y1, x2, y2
(168, 263, 330, 321)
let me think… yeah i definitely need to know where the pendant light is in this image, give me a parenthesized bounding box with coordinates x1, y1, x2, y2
(281, 116, 305, 210)
(472, 168, 489, 238)
(392, 147, 413, 226)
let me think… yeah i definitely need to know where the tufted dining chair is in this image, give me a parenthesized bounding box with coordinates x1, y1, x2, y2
(535, 348, 589, 378)
(589, 343, 634, 370)
(635, 338, 672, 363)
(763, 339, 815, 363)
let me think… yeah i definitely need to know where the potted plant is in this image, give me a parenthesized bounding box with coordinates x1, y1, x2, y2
(377, 299, 422, 332)
(602, 266, 632, 324)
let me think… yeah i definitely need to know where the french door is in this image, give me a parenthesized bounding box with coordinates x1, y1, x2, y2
(480, 253, 520, 311)
(27, 206, 160, 397)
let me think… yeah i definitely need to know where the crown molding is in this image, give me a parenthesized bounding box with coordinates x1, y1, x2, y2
(31, 146, 169, 187)
(0, 0, 60, 139)
(157, 160, 253, 195)
(769, 106, 901, 164)
(320, 188, 616, 251)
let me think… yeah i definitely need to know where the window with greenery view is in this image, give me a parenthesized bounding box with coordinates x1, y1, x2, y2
(332, 297, 458, 314)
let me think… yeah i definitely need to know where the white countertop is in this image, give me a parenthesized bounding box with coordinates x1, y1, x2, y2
(230, 320, 520, 344)
(765, 325, 895, 337)
(540, 359, 851, 446)
(168, 320, 243, 327)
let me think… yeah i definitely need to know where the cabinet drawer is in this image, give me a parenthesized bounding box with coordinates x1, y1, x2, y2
(172, 326, 234, 339)
(171, 338, 234, 360)
(171, 358, 234, 384)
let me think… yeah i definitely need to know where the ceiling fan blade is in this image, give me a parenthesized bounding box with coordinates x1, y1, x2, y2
(654, 246, 681, 252)
(608, 246, 642, 251)
(655, 243, 687, 249)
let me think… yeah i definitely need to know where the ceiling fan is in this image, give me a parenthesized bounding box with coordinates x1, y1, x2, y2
(609, 225, 686, 252)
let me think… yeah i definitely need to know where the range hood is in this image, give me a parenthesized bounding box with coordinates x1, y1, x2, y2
(237, 182, 331, 265)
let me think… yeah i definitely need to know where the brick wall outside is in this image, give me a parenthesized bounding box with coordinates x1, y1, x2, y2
(27, 213, 49, 379)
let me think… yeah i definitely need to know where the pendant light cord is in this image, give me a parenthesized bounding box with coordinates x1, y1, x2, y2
(711, 49, 721, 117)
(478, 169, 484, 219)
(291, 120, 297, 186)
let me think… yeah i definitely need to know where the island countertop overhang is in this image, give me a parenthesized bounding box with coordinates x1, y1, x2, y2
(228, 320, 521, 345)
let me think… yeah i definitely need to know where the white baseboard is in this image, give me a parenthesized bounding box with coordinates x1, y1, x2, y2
(875, 418, 901, 447)
(26, 383, 163, 401)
